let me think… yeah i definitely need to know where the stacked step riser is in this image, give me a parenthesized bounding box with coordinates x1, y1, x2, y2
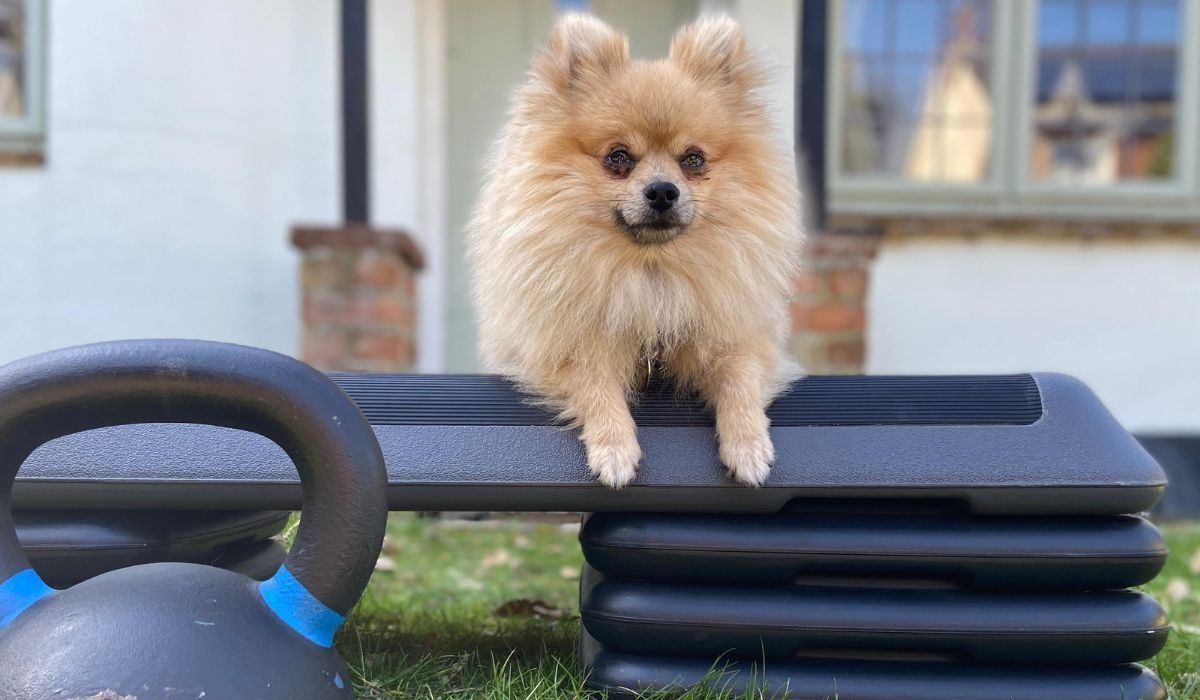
(579, 508, 1169, 700)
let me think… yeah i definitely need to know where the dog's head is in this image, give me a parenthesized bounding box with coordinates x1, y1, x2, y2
(522, 14, 774, 247)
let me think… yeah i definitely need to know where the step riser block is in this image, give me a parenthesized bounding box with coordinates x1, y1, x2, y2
(582, 512, 1166, 590)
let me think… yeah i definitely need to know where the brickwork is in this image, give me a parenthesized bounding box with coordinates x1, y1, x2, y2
(291, 225, 424, 372)
(789, 215, 1200, 376)
(869, 216, 1200, 241)
(790, 231, 881, 375)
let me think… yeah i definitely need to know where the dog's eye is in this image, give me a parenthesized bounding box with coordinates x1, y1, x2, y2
(681, 152, 706, 170)
(604, 148, 633, 172)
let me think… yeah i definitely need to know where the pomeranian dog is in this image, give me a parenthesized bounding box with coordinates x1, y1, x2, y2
(467, 14, 803, 488)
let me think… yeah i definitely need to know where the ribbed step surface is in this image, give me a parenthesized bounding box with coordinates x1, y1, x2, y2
(330, 374, 1043, 427)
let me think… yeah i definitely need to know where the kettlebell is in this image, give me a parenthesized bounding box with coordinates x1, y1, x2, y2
(0, 340, 388, 699)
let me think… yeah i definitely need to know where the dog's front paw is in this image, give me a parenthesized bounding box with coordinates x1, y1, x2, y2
(586, 437, 642, 489)
(719, 432, 774, 487)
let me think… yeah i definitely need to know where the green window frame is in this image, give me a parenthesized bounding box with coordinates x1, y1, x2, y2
(827, 0, 1200, 220)
(0, 0, 45, 157)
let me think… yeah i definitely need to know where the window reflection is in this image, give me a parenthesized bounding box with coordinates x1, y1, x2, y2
(840, 0, 994, 183)
(1031, 0, 1179, 183)
(0, 0, 25, 119)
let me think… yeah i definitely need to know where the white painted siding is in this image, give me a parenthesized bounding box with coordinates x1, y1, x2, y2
(720, 0, 797, 148)
(371, 0, 446, 372)
(867, 236, 1200, 433)
(0, 0, 438, 367)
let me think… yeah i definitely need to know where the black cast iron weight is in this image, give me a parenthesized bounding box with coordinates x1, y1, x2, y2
(0, 339, 388, 699)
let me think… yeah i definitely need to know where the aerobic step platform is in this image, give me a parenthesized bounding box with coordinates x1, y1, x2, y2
(579, 633, 1167, 700)
(10, 372, 1170, 697)
(568, 375, 1168, 698)
(578, 511, 1169, 698)
(14, 373, 1165, 515)
(16, 510, 288, 588)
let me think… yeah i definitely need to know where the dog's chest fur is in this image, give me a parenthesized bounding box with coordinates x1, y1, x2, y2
(603, 262, 699, 348)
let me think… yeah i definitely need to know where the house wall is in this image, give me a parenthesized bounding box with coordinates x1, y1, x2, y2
(865, 223, 1200, 433)
(708, 0, 797, 148)
(0, 0, 440, 368)
(372, 0, 446, 371)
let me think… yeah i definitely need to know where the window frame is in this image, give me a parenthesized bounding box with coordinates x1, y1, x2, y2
(0, 0, 45, 157)
(1012, 0, 1200, 205)
(827, 0, 1018, 211)
(826, 0, 1200, 220)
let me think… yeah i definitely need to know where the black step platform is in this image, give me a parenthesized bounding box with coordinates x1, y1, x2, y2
(580, 565, 1168, 665)
(16, 510, 288, 587)
(580, 511, 1167, 590)
(15, 373, 1165, 515)
(579, 508, 1171, 697)
(560, 372, 1168, 699)
(580, 632, 1167, 700)
(6, 369, 1172, 697)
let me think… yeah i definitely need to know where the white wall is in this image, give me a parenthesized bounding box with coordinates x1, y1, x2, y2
(371, 0, 446, 372)
(0, 1, 336, 363)
(712, 0, 797, 148)
(867, 235, 1200, 433)
(0, 0, 440, 368)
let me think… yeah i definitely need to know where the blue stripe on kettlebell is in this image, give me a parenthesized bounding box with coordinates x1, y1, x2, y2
(257, 565, 345, 648)
(0, 569, 54, 630)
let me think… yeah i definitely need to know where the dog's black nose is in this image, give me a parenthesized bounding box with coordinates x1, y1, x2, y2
(643, 181, 679, 213)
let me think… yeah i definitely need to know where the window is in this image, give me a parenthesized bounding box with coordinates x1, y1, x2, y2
(829, 0, 1200, 217)
(1028, 0, 1181, 184)
(839, 0, 996, 184)
(0, 0, 43, 159)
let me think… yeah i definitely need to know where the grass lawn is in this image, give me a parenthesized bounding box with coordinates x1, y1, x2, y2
(335, 515, 1200, 699)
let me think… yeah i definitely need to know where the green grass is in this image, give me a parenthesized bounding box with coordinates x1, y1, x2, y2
(339, 515, 588, 699)
(1144, 523, 1200, 699)
(334, 515, 1200, 699)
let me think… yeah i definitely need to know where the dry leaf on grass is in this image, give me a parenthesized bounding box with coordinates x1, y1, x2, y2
(481, 548, 519, 570)
(449, 570, 485, 591)
(1189, 548, 1200, 575)
(1165, 577, 1191, 602)
(493, 598, 571, 619)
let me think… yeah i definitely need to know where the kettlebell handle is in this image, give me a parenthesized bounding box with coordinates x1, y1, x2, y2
(0, 340, 387, 624)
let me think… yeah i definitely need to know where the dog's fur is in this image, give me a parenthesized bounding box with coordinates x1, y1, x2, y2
(467, 14, 803, 488)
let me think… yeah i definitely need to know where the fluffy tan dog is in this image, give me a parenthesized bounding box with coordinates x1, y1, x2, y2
(467, 14, 803, 488)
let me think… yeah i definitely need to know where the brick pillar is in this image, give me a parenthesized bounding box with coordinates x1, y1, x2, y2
(291, 225, 424, 372)
(790, 231, 881, 374)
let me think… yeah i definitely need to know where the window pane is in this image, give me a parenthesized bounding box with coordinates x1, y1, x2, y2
(895, 0, 941, 54)
(1029, 0, 1179, 184)
(1085, 1, 1132, 45)
(1137, 1, 1178, 43)
(0, 0, 25, 119)
(838, 0, 994, 183)
(842, 0, 888, 54)
(1040, 0, 1080, 45)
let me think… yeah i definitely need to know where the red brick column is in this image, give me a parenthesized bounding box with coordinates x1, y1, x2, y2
(291, 225, 424, 372)
(790, 232, 881, 374)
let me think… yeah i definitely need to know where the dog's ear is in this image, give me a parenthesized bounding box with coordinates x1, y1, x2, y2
(534, 14, 629, 92)
(669, 16, 758, 91)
